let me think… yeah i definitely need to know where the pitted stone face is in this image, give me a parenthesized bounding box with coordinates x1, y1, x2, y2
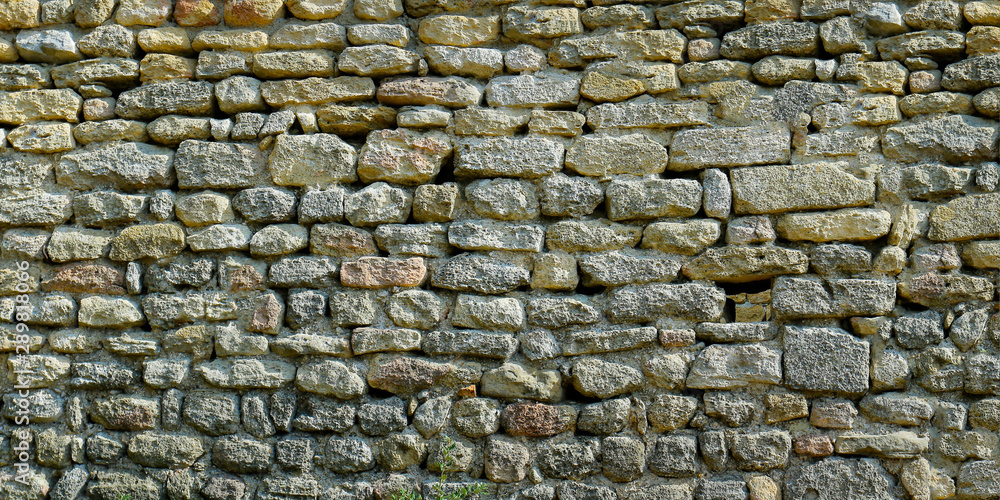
(3, 0, 1000, 496)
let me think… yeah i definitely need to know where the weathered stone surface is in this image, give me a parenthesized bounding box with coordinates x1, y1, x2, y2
(431, 253, 530, 294)
(0, 89, 81, 125)
(579, 250, 680, 286)
(91, 396, 160, 431)
(338, 45, 421, 77)
(730, 431, 792, 471)
(78, 296, 143, 328)
(776, 209, 892, 242)
(423, 330, 517, 359)
(928, 193, 1000, 241)
(565, 134, 668, 177)
(52, 58, 140, 89)
(341, 257, 425, 288)
(57, 142, 173, 190)
(656, 0, 743, 29)
(683, 246, 808, 282)
(836, 432, 929, 458)
(260, 76, 374, 107)
(586, 100, 709, 129)
(357, 129, 451, 185)
(561, 326, 657, 356)
(455, 137, 563, 179)
(669, 124, 791, 170)
(505, 6, 582, 41)
(606, 283, 726, 322)
(605, 178, 701, 220)
(296, 359, 365, 398)
(345, 182, 413, 226)
(882, 115, 999, 163)
(128, 434, 204, 469)
(720, 22, 820, 59)
(687, 344, 782, 389)
(198, 359, 295, 389)
(942, 54, 1000, 92)
(773, 276, 896, 318)
(425, 46, 503, 79)
(317, 103, 397, 136)
(648, 433, 698, 477)
(269, 133, 356, 186)
(785, 458, 896, 500)
(175, 140, 266, 189)
(482, 364, 562, 402)
(368, 356, 451, 395)
(753, 56, 817, 85)
(109, 224, 185, 261)
(731, 162, 875, 214)
(115, 81, 213, 119)
(784, 326, 869, 395)
(573, 358, 643, 398)
(377, 76, 481, 108)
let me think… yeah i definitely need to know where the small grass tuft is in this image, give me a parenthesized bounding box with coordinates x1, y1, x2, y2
(391, 436, 488, 500)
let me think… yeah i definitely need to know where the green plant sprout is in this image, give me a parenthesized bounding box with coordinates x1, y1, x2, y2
(391, 436, 489, 500)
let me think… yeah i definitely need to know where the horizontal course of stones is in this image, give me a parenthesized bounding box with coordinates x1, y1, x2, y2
(1, 0, 1000, 497)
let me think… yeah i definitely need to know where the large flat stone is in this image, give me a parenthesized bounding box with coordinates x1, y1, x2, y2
(57, 142, 173, 190)
(605, 178, 701, 220)
(484, 73, 580, 108)
(783, 326, 869, 396)
(175, 140, 267, 189)
(773, 276, 896, 318)
(928, 193, 1000, 241)
(448, 220, 544, 252)
(882, 115, 999, 163)
(564, 133, 669, 177)
(731, 162, 875, 214)
(720, 21, 820, 59)
(605, 283, 726, 323)
(115, 81, 214, 119)
(686, 344, 782, 389)
(585, 100, 709, 129)
(0, 190, 72, 227)
(0, 89, 81, 124)
(682, 246, 808, 283)
(942, 54, 1000, 92)
(876, 30, 965, 61)
(669, 123, 791, 170)
(835, 432, 929, 458)
(776, 208, 892, 242)
(259, 76, 375, 107)
(785, 458, 895, 500)
(197, 359, 296, 389)
(269, 133, 357, 186)
(454, 137, 563, 178)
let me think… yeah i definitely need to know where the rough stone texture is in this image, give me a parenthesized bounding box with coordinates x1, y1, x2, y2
(731, 162, 876, 214)
(669, 123, 791, 170)
(0, 1, 992, 495)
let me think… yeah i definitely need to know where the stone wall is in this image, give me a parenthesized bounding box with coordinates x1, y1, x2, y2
(0, 0, 999, 497)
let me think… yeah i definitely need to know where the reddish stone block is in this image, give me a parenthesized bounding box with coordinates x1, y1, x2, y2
(175, 0, 221, 26)
(660, 329, 696, 347)
(41, 264, 125, 294)
(249, 293, 281, 333)
(500, 401, 575, 437)
(793, 434, 834, 457)
(341, 256, 425, 288)
(368, 356, 451, 395)
(227, 264, 265, 292)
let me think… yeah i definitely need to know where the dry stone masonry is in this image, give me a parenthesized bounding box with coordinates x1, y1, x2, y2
(0, 0, 999, 497)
